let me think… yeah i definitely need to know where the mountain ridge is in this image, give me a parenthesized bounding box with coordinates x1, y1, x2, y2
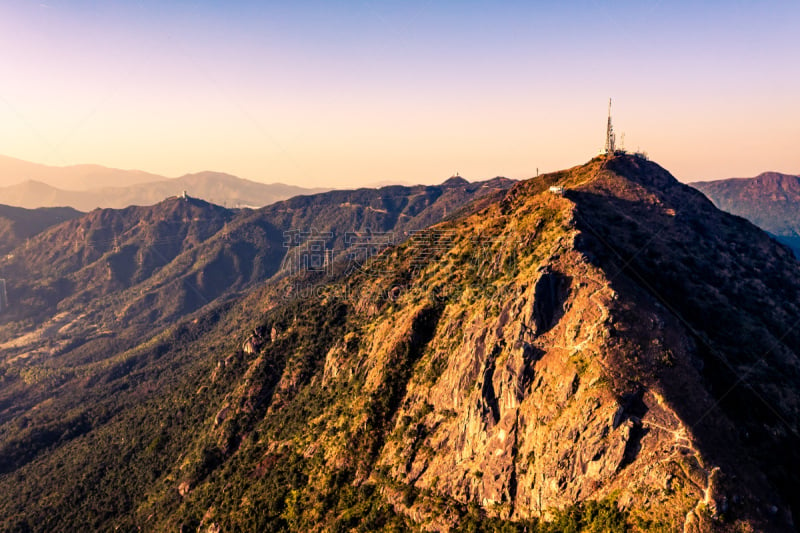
(0, 156, 798, 531)
(691, 171, 800, 256)
(0, 173, 329, 211)
(0, 154, 164, 189)
(0, 176, 514, 347)
(0, 154, 337, 209)
(0, 204, 82, 256)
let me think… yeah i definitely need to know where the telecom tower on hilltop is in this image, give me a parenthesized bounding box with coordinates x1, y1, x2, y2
(604, 98, 616, 155)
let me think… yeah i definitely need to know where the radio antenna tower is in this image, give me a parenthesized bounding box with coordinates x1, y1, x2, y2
(605, 98, 616, 155)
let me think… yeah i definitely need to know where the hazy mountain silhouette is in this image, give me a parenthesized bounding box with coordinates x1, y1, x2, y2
(0, 155, 328, 210)
(0, 154, 163, 189)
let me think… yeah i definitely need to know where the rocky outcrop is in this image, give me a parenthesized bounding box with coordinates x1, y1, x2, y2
(306, 155, 796, 530)
(369, 244, 711, 527)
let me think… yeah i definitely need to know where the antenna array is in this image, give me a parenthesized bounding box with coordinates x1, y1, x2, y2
(605, 98, 616, 155)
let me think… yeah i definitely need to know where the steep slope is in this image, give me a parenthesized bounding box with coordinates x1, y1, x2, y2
(0, 197, 239, 330)
(692, 172, 800, 255)
(0, 176, 518, 531)
(145, 156, 795, 532)
(2, 156, 798, 531)
(0, 176, 513, 348)
(255, 176, 514, 271)
(568, 157, 800, 529)
(0, 175, 515, 468)
(0, 204, 82, 256)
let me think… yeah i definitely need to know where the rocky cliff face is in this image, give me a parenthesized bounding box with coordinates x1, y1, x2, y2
(1, 156, 798, 532)
(265, 156, 796, 531)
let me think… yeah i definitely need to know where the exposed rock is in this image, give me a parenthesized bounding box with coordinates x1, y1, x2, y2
(214, 405, 230, 427)
(242, 330, 263, 355)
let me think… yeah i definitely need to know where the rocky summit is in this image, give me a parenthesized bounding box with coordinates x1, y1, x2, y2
(1, 155, 799, 532)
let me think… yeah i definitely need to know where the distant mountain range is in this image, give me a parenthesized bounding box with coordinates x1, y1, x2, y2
(0, 155, 328, 210)
(691, 172, 800, 255)
(0, 154, 163, 190)
(0, 175, 514, 337)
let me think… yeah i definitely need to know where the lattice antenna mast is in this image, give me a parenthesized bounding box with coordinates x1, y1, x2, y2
(605, 98, 616, 155)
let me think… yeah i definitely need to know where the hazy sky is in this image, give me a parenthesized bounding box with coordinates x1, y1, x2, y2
(1, 1, 798, 187)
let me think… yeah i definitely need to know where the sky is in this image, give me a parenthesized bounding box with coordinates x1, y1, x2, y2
(0, 1, 798, 188)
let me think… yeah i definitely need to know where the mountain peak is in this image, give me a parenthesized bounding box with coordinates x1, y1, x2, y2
(692, 170, 800, 256)
(753, 170, 799, 181)
(601, 153, 680, 187)
(2, 155, 799, 531)
(442, 175, 469, 187)
(750, 171, 800, 191)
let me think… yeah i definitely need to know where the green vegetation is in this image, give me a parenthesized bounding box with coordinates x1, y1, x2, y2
(1, 155, 798, 531)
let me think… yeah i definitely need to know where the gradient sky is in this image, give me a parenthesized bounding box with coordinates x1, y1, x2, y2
(1, 1, 798, 187)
